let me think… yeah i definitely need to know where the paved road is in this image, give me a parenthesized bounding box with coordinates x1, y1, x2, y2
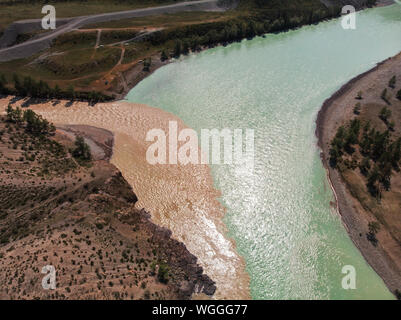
(0, 0, 226, 62)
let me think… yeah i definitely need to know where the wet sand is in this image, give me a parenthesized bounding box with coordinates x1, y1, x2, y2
(0, 96, 250, 299)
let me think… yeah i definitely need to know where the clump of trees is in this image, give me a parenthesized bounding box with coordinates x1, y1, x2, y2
(72, 136, 92, 162)
(86, 91, 109, 104)
(5, 105, 91, 171)
(142, 58, 152, 72)
(330, 116, 400, 199)
(0, 73, 112, 103)
(367, 221, 380, 246)
(157, 262, 169, 284)
(24, 109, 55, 136)
(6, 105, 55, 136)
(160, 50, 168, 62)
(388, 75, 401, 101)
(173, 40, 182, 58)
(397, 89, 401, 101)
(379, 106, 392, 124)
(381, 88, 389, 104)
(329, 118, 361, 167)
(331, 72, 401, 200)
(388, 75, 396, 88)
(149, 1, 341, 60)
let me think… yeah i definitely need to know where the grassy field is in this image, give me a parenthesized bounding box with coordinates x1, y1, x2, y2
(0, 0, 176, 32)
(85, 11, 239, 29)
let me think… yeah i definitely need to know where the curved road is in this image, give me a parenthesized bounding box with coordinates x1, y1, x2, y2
(0, 0, 227, 62)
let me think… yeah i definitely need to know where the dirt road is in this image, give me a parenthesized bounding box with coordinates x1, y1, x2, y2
(0, 0, 227, 62)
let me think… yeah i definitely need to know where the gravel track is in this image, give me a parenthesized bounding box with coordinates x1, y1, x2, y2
(0, 0, 226, 62)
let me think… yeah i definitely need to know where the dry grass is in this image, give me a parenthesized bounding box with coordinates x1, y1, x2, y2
(0, 114, 214, 299)
(340, 74, 401, 244)
(0, 1, 175, 32)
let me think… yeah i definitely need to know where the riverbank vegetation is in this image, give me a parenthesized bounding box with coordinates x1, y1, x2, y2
(329, 72, 401, 251)
(0, 0, 368, 100)
(2, 105, 79, 179)
(330, 117, 400, 198)
(0, 72, 113, 103)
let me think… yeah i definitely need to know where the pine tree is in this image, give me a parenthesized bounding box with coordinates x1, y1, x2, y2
(397, 89, 401, 101)
(160, 50, 168, 62)
(72, 136, 92, 161)
(388, 75, 396, 88)
(381, 88, 388, 103)
(13, 74, 24, 95)
(391, 138, 401, 168)
(53, 85, 61, 99)
(367, 166, 381, 197)
(67, 85, 75, 100)
(143, 57, 151, 72)
(379, 107, 391, 123)
(173, 40, 182, 58)
(353, 102, 361, 115)
(379, 162, 392, 191)
(359, 157, 370, 176)
(182, 40, 190, 55)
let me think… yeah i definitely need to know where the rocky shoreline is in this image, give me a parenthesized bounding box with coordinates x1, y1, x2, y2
(57, 123, 217, 296)
(0, 109, 217, 299)
(137, 208, 217, 297)
(66, 124, 218, 296)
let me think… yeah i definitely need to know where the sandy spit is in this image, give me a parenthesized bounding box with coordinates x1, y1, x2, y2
(0, 96, 250, 299)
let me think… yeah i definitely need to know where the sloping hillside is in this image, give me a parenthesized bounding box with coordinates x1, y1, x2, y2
(0, 106, 215, 299)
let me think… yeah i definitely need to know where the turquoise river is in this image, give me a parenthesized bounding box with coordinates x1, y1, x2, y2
(126, 5, 401, 299)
